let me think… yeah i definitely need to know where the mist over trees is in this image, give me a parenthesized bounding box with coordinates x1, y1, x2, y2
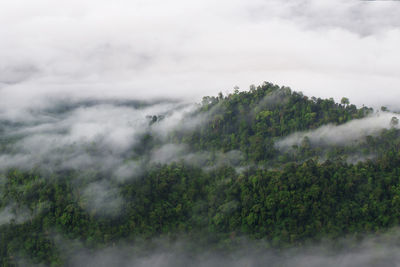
(1, 82, 400, 266)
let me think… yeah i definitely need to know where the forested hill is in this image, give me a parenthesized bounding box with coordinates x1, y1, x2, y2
(1, 82, 400, 266)
(170, 82, 374, 163)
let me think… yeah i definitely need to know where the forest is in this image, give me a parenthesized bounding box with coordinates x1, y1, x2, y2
(1, 82, 400, 266)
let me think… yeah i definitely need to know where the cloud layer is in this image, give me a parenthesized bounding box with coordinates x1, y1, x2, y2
(275, 112, 399, 149)
(0, 0, 400, 110)
(41, 230, 400, 267)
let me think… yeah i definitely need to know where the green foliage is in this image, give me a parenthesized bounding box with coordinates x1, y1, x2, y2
(172, 82, 371, 162)
(1, 82, 398, 266)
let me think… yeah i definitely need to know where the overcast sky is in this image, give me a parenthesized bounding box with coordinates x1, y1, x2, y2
(1, 0, 400, 110)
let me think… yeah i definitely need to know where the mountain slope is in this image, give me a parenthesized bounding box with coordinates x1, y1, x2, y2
(1, 82, 400, 266)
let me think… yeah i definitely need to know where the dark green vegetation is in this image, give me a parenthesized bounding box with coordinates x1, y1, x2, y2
(1, 82, 400, 266)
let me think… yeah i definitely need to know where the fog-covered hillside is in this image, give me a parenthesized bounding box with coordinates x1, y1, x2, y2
(2, 0, 400, 266)
(2, 83, 400, 266)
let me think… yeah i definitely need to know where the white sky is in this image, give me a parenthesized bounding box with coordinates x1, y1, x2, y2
(1, 0, 400, 109)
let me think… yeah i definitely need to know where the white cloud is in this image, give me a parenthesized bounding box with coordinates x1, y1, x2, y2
(0, 203, 38, 226)
(0, 101, 184, 171)
(0, 0, 399, 112)
(275, 112, 399, 149)
(61, 230, 400, 267)
(81, 181, 123, 217)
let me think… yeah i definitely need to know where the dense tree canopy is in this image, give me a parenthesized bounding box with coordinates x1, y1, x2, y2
(1, 82, 399, 266)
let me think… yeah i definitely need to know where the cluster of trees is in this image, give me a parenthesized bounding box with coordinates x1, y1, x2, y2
(172, 82, 372, 163)
(1, 82, 400, 266)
